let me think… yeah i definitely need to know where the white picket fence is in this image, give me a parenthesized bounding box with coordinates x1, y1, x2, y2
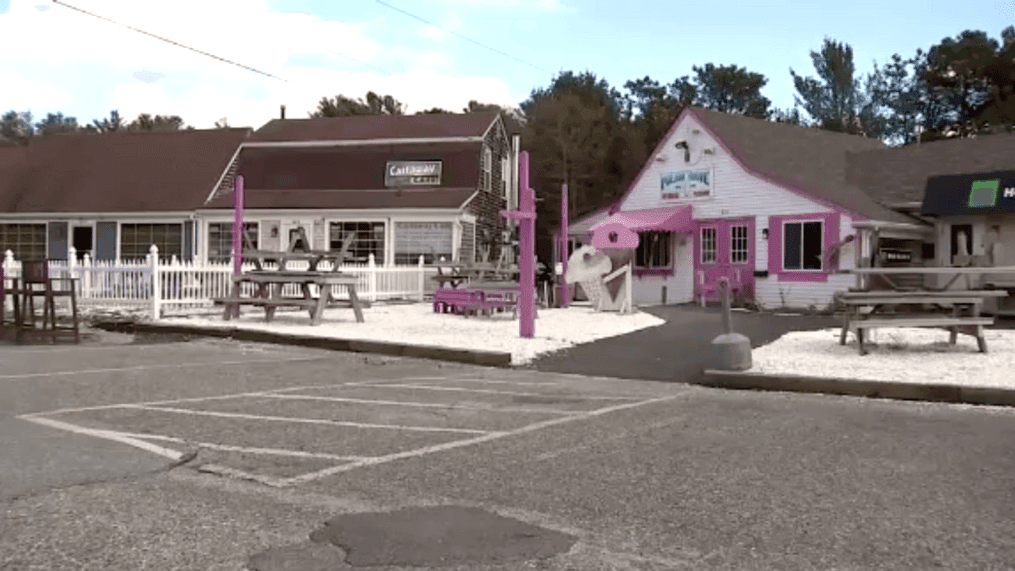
(2, 246, 439, 319)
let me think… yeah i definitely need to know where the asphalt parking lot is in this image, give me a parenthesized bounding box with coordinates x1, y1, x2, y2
(11, 338, 681, 489)
(4, 332, 1015, 570)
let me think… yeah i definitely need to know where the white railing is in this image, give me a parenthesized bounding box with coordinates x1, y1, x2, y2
(2, 246, 440, 319)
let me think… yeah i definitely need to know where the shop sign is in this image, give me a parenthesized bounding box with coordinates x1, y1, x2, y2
(968, 178, 1015, 208)
(661, 169, 713, 199)
(878, 248, 913, 263)
(385, 161, 442, 187)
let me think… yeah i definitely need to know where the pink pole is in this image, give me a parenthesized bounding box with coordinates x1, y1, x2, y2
(232, 175, 244, 277)
(230, 174, 244, 318)
(518, 152, 535, 338)
(500, 152, 536, 338)
(558, 182, 570, 308)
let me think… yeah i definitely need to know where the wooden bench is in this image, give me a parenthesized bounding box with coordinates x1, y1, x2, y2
(834, 289, 1006, 355)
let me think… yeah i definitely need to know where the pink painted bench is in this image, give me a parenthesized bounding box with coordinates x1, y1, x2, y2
(432, 288, 516, 317)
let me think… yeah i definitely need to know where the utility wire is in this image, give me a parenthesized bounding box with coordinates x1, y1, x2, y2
(51, 0, 297, 85)
(374, 0, 553, 75)
(324, 48, 394, 76)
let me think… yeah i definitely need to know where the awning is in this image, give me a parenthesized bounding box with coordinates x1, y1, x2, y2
(922, 170, 1015, 215)
(589, 205, 694, 249)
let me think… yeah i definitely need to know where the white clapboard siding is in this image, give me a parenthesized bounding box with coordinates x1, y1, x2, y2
(617, 114, 865, 310)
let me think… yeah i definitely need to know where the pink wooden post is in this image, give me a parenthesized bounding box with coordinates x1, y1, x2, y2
(501, 151, 536, 338)
(558, 182, 570, 308)
(230, 175, 244, 317)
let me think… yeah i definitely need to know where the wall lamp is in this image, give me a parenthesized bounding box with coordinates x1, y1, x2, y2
(762, 228, 769, 240)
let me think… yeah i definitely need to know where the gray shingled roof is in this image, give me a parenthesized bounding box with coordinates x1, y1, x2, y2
(846, 131, 1015, 206)
(687, 107, 919, 225)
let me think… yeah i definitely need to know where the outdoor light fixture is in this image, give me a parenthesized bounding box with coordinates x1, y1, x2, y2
(762, 228, 769, 240)
(674, 141, 690, 163)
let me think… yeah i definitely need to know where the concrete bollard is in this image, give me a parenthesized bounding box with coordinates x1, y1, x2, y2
(710, 277, 752, 371)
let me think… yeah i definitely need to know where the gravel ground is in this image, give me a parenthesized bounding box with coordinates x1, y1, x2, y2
(160, 302, 665, 365)
(751, 327, 1015, 387)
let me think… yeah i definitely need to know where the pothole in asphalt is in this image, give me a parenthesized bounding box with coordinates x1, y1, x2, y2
(247, 505, 577, 569)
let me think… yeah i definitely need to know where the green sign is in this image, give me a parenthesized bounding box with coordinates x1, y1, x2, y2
(968, 179, 1000, 208)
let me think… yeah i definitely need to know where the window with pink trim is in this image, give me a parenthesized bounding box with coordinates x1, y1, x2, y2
(767, 211, 840, 283)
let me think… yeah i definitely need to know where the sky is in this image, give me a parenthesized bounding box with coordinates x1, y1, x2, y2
(1, 0, 1013, 131)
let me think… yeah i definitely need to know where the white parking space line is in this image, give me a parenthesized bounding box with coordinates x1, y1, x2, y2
(342, 382, 644, 400)
(281, 394, 682, 486)
(259, 393, 581, 416)
(421, 377, 564, 387)
(195, 464, 293, 488)
(124, 404, 494, 435)
(18, 375, 467, 417)
(21, 415, 185, 461)
(123, 432, 369, 461)
(0, 356, 328, 381)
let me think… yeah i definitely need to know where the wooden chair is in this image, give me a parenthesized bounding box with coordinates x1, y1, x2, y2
(20, 260, 80, 344)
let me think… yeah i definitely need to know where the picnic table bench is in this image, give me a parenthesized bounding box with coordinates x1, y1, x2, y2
(214, 271, 366, 325)
(834, 289, 1007, 355)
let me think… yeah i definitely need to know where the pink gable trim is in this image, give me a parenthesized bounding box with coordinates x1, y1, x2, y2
(607, 108, 873, 227)
(768, 212, 842, 283)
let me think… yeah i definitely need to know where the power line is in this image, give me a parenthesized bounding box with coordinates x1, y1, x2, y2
(51, 0, 297, 85)
(324, 48, 394, 76)
(374, 0, 554, 75)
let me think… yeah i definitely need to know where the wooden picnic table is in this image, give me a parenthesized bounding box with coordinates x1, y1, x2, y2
(844, 265, 1015, 291)
(834, 288, 1008, 355)
(242, 249, 348, 272)
(216, 270, 365, 325)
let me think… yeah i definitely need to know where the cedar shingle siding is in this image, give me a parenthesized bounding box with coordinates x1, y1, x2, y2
(464, 118, 510, 262)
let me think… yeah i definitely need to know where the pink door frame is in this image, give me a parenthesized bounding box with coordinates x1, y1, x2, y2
(694, 217, 755, 303)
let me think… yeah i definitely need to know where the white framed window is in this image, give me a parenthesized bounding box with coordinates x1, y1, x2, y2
(394, 222, 453, 264)
(635, 231, 672, 269)
(783, 220, 823, 270)
(730, 225, 749, 264)
(207, 221, 258, 263)
(482, 146, 493, 191)
(120, 223, 183, 261)
(501, 157, 509, 198)
(329, 221, 385, 263)
(0, 223, 47, 260)
(700, 227, 717, 264)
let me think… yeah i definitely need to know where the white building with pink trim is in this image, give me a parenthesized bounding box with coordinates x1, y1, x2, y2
(555, 106, 932, 311)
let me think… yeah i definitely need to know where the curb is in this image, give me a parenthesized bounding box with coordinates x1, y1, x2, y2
(93, 321, 513, 368)
(700, 370, 1015, 407)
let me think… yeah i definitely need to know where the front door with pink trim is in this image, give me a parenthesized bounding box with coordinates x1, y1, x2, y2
(694, 218, 755, 303)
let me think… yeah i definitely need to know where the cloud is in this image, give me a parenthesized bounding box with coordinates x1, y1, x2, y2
(0, 70, 74, 111)
(0, 0, 523, 128)
(132, 70, 166, 84)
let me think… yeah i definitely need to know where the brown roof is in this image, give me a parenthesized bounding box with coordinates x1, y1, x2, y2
(203, 188, 477, 210)
(250, 112, 500, 142)
(612, 107, 917, 225)
(686, 107, 917, 225)
(846, 131, 1015, 205)
(234, 142, 481, 190)
(203, 142, 482, 210)
(0, 128, 251, 213)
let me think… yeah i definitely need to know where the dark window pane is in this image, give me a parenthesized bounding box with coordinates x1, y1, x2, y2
(783, 222, 802, 270)
(802, 221, 822, 270)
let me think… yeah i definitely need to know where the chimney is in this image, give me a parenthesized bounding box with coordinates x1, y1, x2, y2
(280, 105, 286, 120)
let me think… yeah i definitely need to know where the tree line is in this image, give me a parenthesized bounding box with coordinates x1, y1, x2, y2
(3, 26, 1013, 261)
